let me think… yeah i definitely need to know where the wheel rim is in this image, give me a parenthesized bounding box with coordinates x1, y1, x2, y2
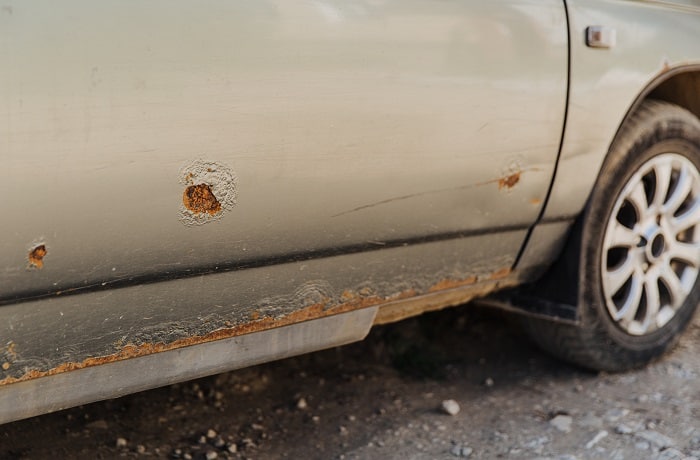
(601, 153, 700, 336)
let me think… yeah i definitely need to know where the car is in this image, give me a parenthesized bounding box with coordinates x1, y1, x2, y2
(2, 0, 700, 424)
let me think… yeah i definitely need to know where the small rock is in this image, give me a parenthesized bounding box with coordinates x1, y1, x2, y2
(441, 400, 461, 416)
(636, 430, 675, 449)
(198, 435, 207, 444)
(550, 415, 573, 433)
(312, 416, 320, 424)
(86, 419, 109, 430)
(615, 424, 634, 435)
(136, 445, 146, 454)
(296, 397, 308, 410)
(339, 426, 348, 436)
(484, 378, 494, 387)
(585, 430, 608, 449)
(604, 408, 629, 422)
(450, 443, 473, 458)
(214, 437, 226, 448)
(206, 429, 217, 439)
(227, 443, 238, 453)
(251, 423, 264, 431)
(205, 451, 218, 460)
(183, 454, 193, 460)
(116, 438, 128, 449)
(656, 448, 686, 460)
(635, 441, 650, 451)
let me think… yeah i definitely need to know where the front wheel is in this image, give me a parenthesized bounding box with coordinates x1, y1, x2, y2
(524, 100, 700, 372)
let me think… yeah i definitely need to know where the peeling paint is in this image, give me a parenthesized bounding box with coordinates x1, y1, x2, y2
(28, 244, 47, 269)
(179, 159, 237, 226)
(0, 268, 517, 386)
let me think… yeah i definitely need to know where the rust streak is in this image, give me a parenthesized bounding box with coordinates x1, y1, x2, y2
(428, 276, 478, 292)
(0, 269, 516, 386)
(28, 245, 47, 269)
(489, 267, 512, 280)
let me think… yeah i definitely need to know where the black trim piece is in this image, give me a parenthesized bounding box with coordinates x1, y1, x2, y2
(0, 223, 530, 307)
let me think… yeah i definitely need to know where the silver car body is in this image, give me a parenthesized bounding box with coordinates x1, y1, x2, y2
(1, 0, 699, 423)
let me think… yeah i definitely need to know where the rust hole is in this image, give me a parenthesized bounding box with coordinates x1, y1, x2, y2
(28, 244, 47, 269)
(183, 184, 222, 216)
(498, 172, 521, 190)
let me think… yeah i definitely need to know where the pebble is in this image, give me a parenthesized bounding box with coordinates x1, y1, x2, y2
(206, 429, 217, 439)
(615, 424, 634, 435)
(115, 438, 128, 448)
(636, 430, 675, 449)
(450, 443, 473, 457)
(441, 400, 461, 416)
(227, 443, 238, 453)
(585, 430, 608, 449)
(484, 378, 494, 387)
(550, 415, 573, 433)
(296, 397, 308, 410)
(205, 451, 218, 460)
(136, 445, 146, 454)
(604, 408, 629, 422)
(635, 441, 650, 450)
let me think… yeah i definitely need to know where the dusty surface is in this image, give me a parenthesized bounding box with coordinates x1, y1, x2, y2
(1, 306, 698, 460)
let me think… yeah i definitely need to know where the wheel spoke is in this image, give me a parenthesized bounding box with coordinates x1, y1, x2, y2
(642, 273, 662, 332)
(670, 201, 700, 234)
(663, 164, 692, 214)
(658, 264, 686, 307)
(628, 181, 650, 220)
(667, 240, 700, 267)
(616, 274, 643, 324)
(605, 253, 636, 294)
(608, 222, 640, 248)
(652, 161, 672, 210)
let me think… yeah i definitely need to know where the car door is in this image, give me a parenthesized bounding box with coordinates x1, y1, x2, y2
(0, 0, 568, 300)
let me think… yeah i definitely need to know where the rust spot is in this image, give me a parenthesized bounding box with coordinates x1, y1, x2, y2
(183, 184, 222, 216)
(498, 172, 521, 191)
(530, 198, 542, 206)
(28, 244, 47, 269)
(250, 311, 260, 320)
(489, 267, 511, 280)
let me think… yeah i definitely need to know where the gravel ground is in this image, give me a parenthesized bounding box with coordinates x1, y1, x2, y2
(1, 305, 699, 460)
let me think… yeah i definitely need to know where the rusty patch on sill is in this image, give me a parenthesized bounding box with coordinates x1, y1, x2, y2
(183, 184, 222, 216)
(498, 172, 521, 191)
(0, 268, 515, 386)
(28, 244, 47, 269)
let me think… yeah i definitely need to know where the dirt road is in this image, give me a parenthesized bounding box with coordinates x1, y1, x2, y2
(2, 306, 699, 459)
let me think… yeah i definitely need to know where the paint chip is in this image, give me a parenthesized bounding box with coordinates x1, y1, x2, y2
(28, 244, 47, 269)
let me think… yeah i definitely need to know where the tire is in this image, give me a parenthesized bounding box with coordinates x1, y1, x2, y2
(524, 100, 700, 372)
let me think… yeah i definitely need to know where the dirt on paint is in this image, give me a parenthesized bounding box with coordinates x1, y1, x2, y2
(1, 306, 698, 460)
